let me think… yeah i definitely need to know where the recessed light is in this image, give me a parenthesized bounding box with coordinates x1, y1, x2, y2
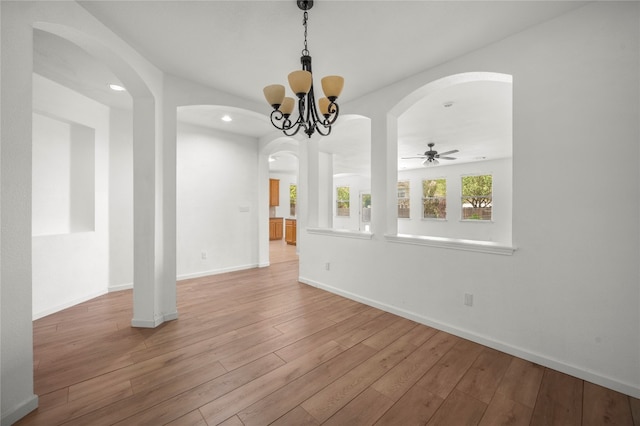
(269, 156, 277, 162)
(221, 115, 232, 122)
(109, 83, 126, 92)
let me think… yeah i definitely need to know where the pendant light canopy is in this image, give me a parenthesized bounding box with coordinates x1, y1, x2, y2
(263, 0, 344, 138)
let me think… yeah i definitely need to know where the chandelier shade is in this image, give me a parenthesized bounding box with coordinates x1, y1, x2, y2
(321, 76, 344, 100)
(263, 84, 285, 109)
(262, 0, 343, 137)
(288, 70, 313, 97)
(318, 97, 331, 116)
(280, 97, 296, 115)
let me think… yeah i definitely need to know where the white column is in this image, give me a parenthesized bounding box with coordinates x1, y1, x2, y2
(1, 5, 39, 421)
(257, 146, 270, 267)
(318, 151, 333, 229)
(161, 97, 178, 321)
(131, 97, 177, 327)
(305, 137, 320, 228)
(369, 110, 398, 236)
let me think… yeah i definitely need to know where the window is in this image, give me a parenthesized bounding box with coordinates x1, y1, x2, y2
(423, 179, 447, 219)
(289, 184, 297, 216)
(397, 181, 410, 218)
(361, 193, 371, 224)
(336, 186, 350, 217)
(461, 175, 492, 220)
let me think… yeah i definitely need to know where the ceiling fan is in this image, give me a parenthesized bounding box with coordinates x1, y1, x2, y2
(402, 142, 459, 166)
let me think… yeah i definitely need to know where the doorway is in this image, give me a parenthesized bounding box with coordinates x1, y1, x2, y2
(268, 151, 299, 264)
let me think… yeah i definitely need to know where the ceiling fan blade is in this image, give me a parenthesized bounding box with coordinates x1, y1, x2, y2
(437, 149, 459, 157)
(439, 156, 457, 160)
(401, 156, 427, 159)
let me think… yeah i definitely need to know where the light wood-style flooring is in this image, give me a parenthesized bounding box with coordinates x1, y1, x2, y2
(269, 239, 298, 265)
(18, 256, 640, 425)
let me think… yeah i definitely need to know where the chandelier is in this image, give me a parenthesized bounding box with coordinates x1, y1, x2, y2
(263, 0, 344, 138)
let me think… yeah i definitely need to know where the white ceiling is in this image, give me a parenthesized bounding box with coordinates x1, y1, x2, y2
(34, 1, 586, 173)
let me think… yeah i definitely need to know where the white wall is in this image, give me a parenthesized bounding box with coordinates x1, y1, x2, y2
(176, 122, 259, 278)
(300, 2, 640, 397)
(108, 107, 134, 291)
(33, 114, 96, 236)
(32, 113, 73, 235)
(397, 157, 512, 244)
(31, 74, 110, 319)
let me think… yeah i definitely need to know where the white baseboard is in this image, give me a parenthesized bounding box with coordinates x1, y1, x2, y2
(177, 263, 258, 281)
(131, 310, 178, 328)
(32, 290, 107, 321)
(1, 394, 38, 426)
(164, 311, 179, 322)
(109, 282, 133, 292)
(298, 276, 640, 399)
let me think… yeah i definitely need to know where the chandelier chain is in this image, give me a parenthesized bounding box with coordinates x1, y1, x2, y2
(302, 10, 309, 56)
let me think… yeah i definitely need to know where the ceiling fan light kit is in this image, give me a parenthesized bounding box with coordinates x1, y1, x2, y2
(263, 0, 344, 138)
(402, 142, 459, 167)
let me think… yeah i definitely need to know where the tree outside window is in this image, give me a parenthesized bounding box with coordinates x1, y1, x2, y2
(289, 184, 297, 216)
(423, 179, 447, 219)
(461, 175, 492, 220)
(336, 186, 350, 217)
(397, 181, 410, 218)
(361, 193, 371, 223)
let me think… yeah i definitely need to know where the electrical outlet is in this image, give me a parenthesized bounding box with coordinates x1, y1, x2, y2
(201, 251, 207, 260)
(325, 262, 330, 271)
(464, 293, 473, 307)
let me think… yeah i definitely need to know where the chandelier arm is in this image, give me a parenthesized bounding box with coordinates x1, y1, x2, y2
(308, 87, 321, 123)
(283, 122, 303, 137)
(270, 109, 294, 131)
(325, 102, 340, 125)
(287, 101, 306, 136)
(269, 110, 286, 130)
(313, 101, 339, 132)
(314, 122, 332, 136)
(302, 91, 314, 136)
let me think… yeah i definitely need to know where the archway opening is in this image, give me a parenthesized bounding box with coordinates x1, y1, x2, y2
(176, 104, 273, 278)
(394, 72, 513, 245)
(31, 28, 135, 319)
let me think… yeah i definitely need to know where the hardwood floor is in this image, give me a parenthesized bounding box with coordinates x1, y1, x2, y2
(269, 239, 298, 264)
(18, 259, 640, 426)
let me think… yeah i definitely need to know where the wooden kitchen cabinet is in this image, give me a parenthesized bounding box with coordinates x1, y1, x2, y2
(285, 219, 296, 245)
(269, 179, 279, 206)
(269, 217, 283, 240)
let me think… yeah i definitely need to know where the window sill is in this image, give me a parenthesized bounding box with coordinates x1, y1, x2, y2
(384, 233, 516, 255)
(307, 227, 374, 240)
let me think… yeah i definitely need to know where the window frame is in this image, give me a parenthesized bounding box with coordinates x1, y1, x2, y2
(336, 186, 350, 217)
(461, 174, 493, 221)
(422, 178, 447, 220)
(397, 180, 410, 219)
(289, 184, 297, 217)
